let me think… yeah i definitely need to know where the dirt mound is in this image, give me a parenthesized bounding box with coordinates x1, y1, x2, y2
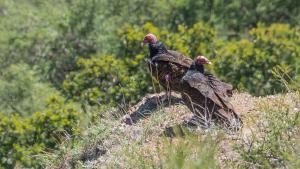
(53, 92, 299, 168)
(122, 92, 252, 130)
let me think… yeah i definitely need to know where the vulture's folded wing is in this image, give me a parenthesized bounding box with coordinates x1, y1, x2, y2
(151, 50, 193, 68)
(182, 70, 225, 108)
(205, 73, 233, 97)
(167, 50, 194, 66)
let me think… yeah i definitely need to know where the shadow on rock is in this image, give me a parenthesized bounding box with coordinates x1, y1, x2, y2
(122, 92, 183, 125)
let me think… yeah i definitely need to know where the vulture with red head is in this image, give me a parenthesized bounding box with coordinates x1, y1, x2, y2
(142, 33, 232, 97)
(142, 33, 241, 129)
(142, 33, 193, 96)
(181, 56, 242, 130)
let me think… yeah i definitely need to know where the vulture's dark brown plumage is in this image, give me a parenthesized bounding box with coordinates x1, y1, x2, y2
(143, 33, 240, 130)
(145, 37, 232, 98)
(147, 41, 193, 93)
(181, 60, 242, 130)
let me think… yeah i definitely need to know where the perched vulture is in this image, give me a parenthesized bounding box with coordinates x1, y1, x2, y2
(181, 56, 242, 130)
(142, 33, 233, 98)
(141, 33, 240, 129)
(141, 33, 194, 96)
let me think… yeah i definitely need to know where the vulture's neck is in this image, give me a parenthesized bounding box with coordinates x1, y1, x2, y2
(190, 62, 205, 73)
(148, 42, 168, 58)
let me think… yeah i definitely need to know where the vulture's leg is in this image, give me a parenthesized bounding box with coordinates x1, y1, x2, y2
(162, 74, 172, 104)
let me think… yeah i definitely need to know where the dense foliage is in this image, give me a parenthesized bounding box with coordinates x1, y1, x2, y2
(1, 0, 300, 168)
(213, 24, 300, 95)
(0, 64, 58, 115)
(63, 56, 151, 106)
(0, 95, 81, 168)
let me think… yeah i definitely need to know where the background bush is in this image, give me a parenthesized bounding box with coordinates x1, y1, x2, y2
(0, 94, 81, 168)
(63, 55, 151, 106)
(0, 63, 58, 115)
(213, 24, 300, 95)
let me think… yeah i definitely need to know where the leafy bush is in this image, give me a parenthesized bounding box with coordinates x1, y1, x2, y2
(41, 0, 98, 87)
(0, 0, 98, 87)
(0, 94, 81, 168)
(213, 24, 300, 95)
(0, 63, 58, 115)
(63, 55, 151, 106)
(0, 0, 67, 68)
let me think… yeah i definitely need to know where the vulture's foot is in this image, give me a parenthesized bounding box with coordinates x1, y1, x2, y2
(161, 90, 172, 105)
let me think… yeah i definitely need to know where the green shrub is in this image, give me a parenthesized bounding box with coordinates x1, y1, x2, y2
(63, 55, 151, 106)
(0, 94, 81, 169)
(0, 63, 58, 116)
(213, 23, 300, 95)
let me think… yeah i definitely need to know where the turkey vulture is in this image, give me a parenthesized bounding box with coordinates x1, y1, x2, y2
(142, 33, 233, 98)
(142, 33, 194, 96)
(181, 56, 242, 130)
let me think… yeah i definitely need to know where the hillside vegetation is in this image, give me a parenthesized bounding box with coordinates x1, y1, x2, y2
(0, 0, 300, 168)
(45, 92, 300, 168)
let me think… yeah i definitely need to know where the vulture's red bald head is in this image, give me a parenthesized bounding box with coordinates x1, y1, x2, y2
(142, 33, 158, 45)
(196, 56, 211, 65)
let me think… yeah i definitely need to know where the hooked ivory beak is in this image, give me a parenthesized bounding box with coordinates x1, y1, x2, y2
(141, 42, 146, 47)
(196, 55, 212, 65)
